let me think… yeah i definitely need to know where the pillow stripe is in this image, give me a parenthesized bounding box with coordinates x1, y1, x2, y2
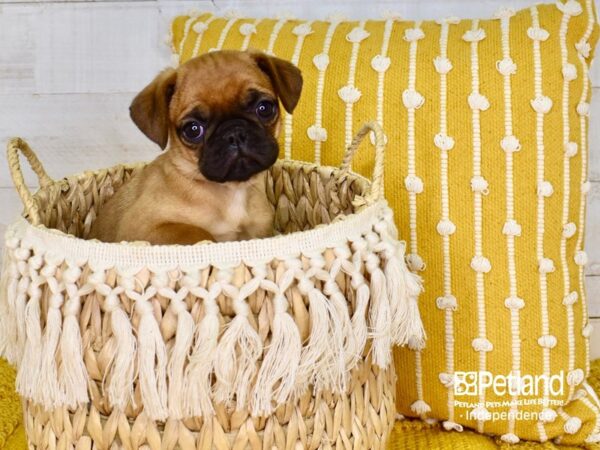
(435, 18, 459, 433)
(191, 15, 216, 57)
(283, 21, 314, 160)
(404, 20, 430, 420)
(265, 17, 287, 54)
(530, 5, 554, 442)
(576, 0, 594, 379)
(310, 20, 339, 164)
(558, 0, 578, 406)
(495, 9, 522, 444)
(467, 18, 490, 435)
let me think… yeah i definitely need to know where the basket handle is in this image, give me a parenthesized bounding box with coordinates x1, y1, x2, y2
(7, 138, 54, 225)
(339, 121, 386, 202)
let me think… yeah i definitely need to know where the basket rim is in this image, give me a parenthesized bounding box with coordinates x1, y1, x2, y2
(7, 159, 389, 269)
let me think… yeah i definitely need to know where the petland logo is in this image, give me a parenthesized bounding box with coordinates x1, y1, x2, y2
(454, 371, 565, 397)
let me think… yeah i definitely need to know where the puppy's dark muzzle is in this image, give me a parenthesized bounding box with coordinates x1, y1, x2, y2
(200, 118, 279, 183)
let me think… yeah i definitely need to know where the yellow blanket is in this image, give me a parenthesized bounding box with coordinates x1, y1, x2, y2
(2, 358, 599, 449)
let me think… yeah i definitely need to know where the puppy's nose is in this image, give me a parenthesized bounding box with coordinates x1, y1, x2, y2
(223, 127, 247, 150)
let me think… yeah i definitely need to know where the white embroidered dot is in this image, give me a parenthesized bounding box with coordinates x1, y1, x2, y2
(540, 408, 558, 423)
(564, 417, 582, 434)
(442, 421, 464, 432)
(404, 175, 424, 193)
(433, 56, 453, 74)
(470, 256, 491, 273)
(402, 90, 425, 109)
(496, 57, 517, 76)
(565, 142, 579, 158)
(577, 102, 590, 116)
(563, 222, 577, 238)
(576, 39, 591, 58)
(434, 133, 455, 151)
(239, 23, 257, 36)
(371, 55, 391, 73)
(538, 334, 557, 348)
(501, 433, 520, 444)
(307, 125, 327, 142)
(438, 372, 454, 387)
(505, 296, 525, 310)
(471, 406, 492, 421)
(292, 23, 313, 36)
(539, 258, 556, 274)
(472, 337, 493, 352)
(567, 368, 585, 386)
(494, 6, 516, 19)
(312, 53, 329, 71)
(563, 291, 579, 306)
(338, 85, 362, 104)
(574, 250, 588, 266)
(407, 253, 425, 271)
(582, 181, 591, 194)
(556, 0, 583, 17)
(468, 93, 490, 111)
(193, 22, 208, 33)
(537, 181, 554, 197)
(436, 220, 456, 236)
(582, 323, 594, 337)
(530, 95, 553, 114)
(436, 295, 457, 311)
(462, 28, 486, 42)
(502, 220, 522, 236)
(411, 400, 431, 415)
(562, 63, 578, 81)
(346, 27, 370, 43)
(501, 135, 521, 152)
(527, 27, 550, 41)
(404, 27, 425, 42)
(471, 176, 489, 193)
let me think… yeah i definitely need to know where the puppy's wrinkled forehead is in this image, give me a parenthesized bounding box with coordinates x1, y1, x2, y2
(170, 52, 274, 118)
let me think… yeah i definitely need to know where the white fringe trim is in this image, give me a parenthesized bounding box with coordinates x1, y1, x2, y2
(0, 203, 422, 419)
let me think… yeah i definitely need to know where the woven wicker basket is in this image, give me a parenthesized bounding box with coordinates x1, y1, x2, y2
(0, 122, 424, 449)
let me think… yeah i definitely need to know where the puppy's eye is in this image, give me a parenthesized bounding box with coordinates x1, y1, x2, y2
(181, 120, 205, 143)
(255, 100, 277, 121)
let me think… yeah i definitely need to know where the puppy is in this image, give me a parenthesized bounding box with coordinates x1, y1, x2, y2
(89, 50, 302, 245)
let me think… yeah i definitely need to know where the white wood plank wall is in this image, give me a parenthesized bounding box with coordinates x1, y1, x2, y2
(0, 0, 599, 355)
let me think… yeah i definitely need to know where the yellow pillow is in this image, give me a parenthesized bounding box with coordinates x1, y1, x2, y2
(171, 2, 600, 444)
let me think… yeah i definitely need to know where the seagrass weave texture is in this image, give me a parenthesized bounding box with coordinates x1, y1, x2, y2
(0, 123, 422, 449)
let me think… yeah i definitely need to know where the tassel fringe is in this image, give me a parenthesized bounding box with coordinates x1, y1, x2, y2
(102, 287, 135, 411)
(183, 310, 219, 418)
(130, 287, 168, 421)
(252, 295, 301, 416)
(16, 280, 43, 400)
(37, 288, 63, 407)
(1, 205, 423, 418)
(163, 288, 195, 419)
(0, 246, 20, 364)
(297, 284, 346, 394)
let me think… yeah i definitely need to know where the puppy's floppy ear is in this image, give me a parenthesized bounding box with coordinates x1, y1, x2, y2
(251, 52, 303, 114)
(129, 68, 177, 149)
